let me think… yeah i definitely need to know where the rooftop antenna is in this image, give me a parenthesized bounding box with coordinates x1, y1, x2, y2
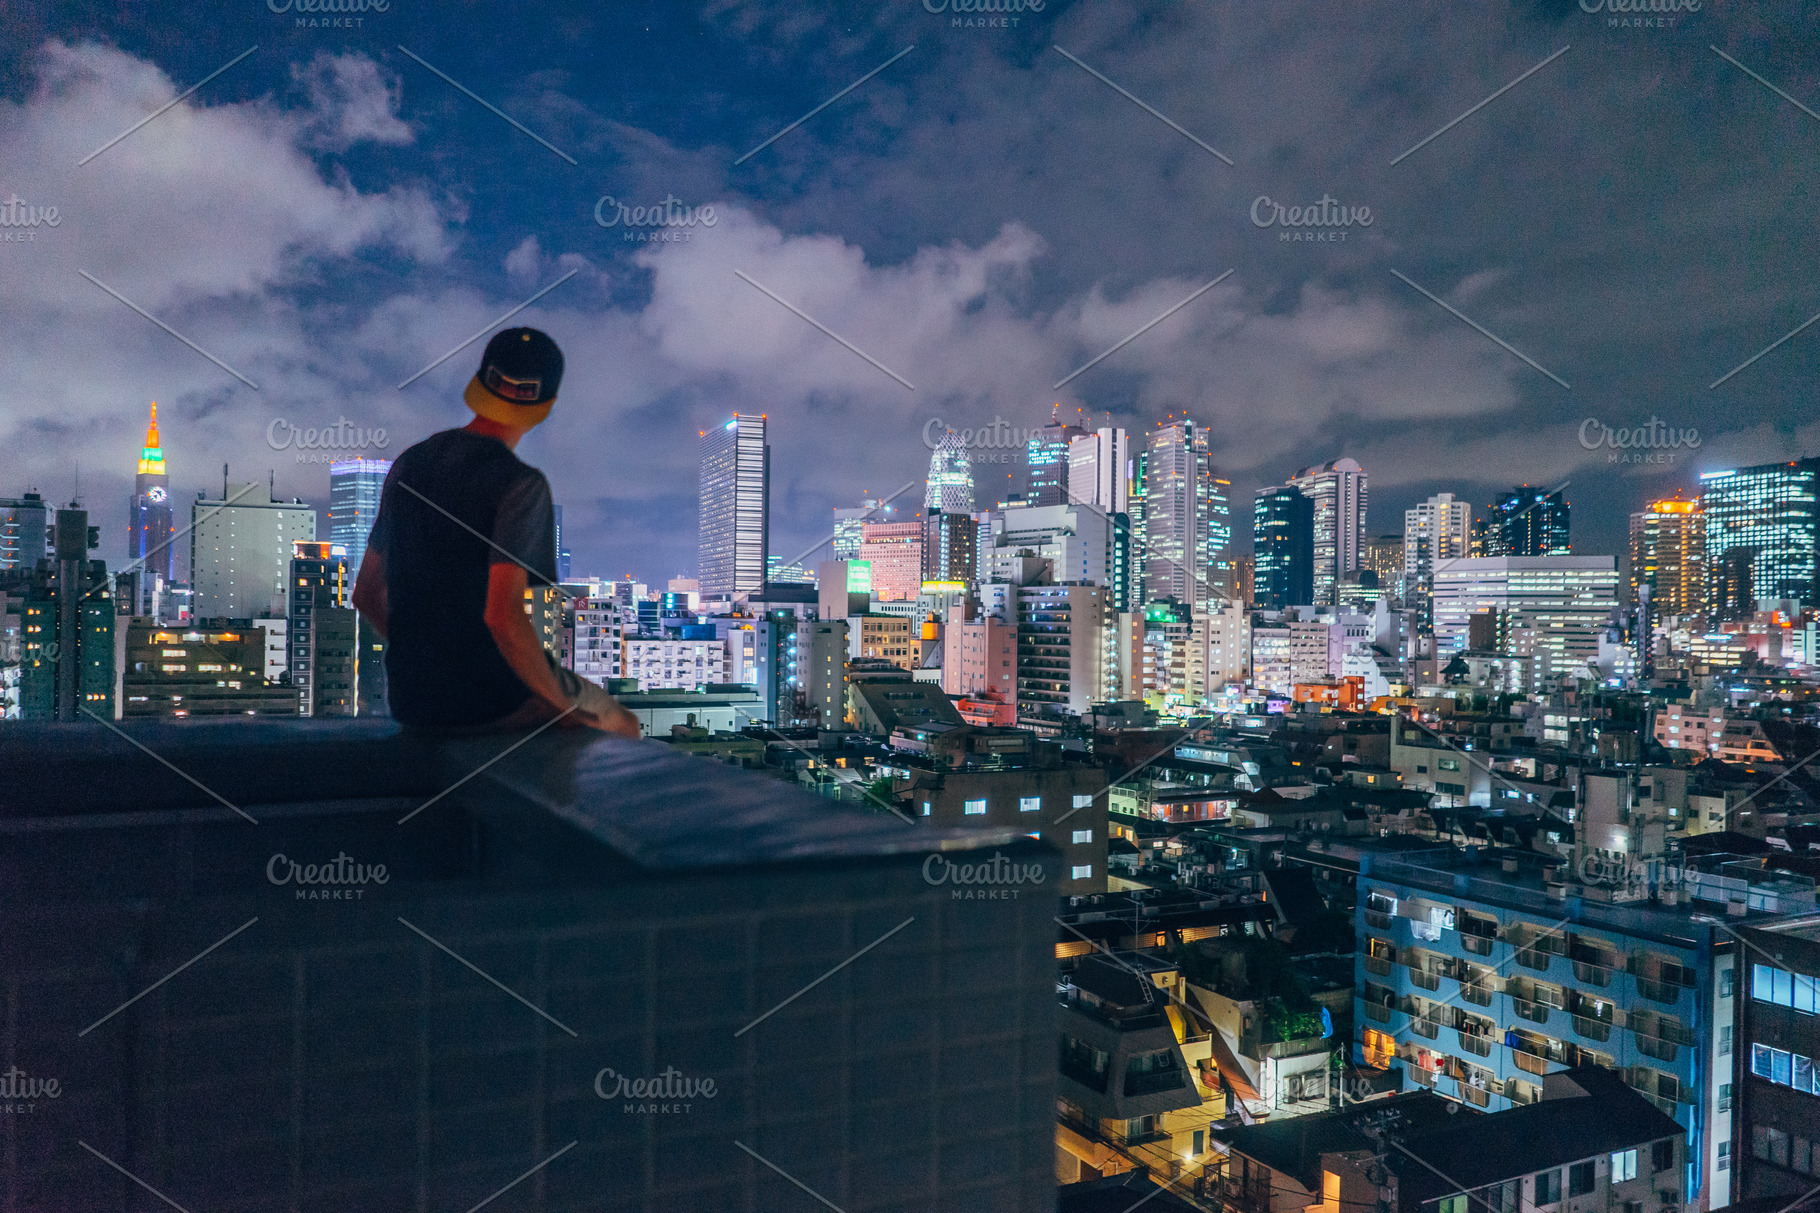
(71, 460, 79, 508)
(223, 463, 229, 498)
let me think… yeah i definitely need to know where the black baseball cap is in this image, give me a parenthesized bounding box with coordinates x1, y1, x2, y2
(476, 327, 564, 406)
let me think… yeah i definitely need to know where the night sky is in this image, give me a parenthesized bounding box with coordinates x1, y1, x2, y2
(2, 0, 1816, 585)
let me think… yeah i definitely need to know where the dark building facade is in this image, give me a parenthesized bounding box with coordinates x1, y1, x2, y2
(1735, 920, 1820, 1198)
(1254, 486, 1314, 610)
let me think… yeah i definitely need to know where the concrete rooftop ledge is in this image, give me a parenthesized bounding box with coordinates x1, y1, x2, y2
(0, 718, 1024, 870)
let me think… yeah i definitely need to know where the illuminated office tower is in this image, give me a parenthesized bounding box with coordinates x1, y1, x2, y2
(1485, 485, 1570, 556)
(925, 430, 974, 515)
(1430, 556, 1619, 685)
(328, 457, 390, 579)
(1142, 420, 1227, 610)
(1253, 486, 1314, 610)
(1067, 427, 1130, 514)
(1289, 456, 1367, 606)
(1363, 534, 1406, 604)
(127, 402, 174, 615)
(1700, 458, 1820, 610)
(553, 503, 572, 582)
(698, 414, 769, 598)
(1629, 499, 1704, 617)
(1405, 492, 1472, 631)
(921, 510, 977, 588)
(190, 473, 317, 620)
(833, 499, 890, 561)
(288, 540, 356, 717)
(1026, 408, 1090, 508)
(859, 520, 923, 601)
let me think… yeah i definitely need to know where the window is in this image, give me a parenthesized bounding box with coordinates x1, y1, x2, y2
(1720, 1026, 1732, 1055)
(1717, 1141, 1729, 1171)
(1072, 829, 1093, 844)
(1799, 973, 1819, 1015)
(1611, 1149, 1637, 1183)
(1567, 1161, 1594, 1197)
(1753, 1043, 1773, 1078)
(1071, 793, 1093, 808)
(1438, 1196, 1469, 1213)
(1651, 1140, 1674, 1174)
(1721, 965, 1735, 999)
(920, 801, 931, 817)
(1071, 865, 1093, 880)
(1192, 1129, 1204, 1156)
(1439, 758, 1460, 771)
(1019, 796, 1041, 813)
(1718, 1082, 1733, 1111)
(1755, 963, 1775, 1002)
(1773, 1048, 1793, 1086)
(963, 798, 987, 815)
(1417, 764, 1428, 774)
(1534, 1170, 1561, 1205)
(1795, 1137, 1814, 1176)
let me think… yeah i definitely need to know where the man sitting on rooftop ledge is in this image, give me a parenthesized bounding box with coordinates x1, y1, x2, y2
(351, 327, 638, 737)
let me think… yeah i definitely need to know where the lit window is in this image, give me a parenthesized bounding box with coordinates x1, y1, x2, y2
(1072, 793, 1093, 808)
(1071, 865, 1093, 880)
(1019, 796, 1041, 813)
(1611, 1149, 1637, 1183)
(1072, 829, 1093, 844)
(963, 799, 987, 815)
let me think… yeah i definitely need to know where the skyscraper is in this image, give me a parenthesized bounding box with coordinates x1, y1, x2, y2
(189, 476, 317, 620)
(553, 503, 572, 582)
(1363, 534, 1406, 604)
(328, 457, 390, 578)
(920, 510, 977, 587)
(288, 541, 355, 717)
(1288, 457, 1366, 606)
(1405, 493, 1472, 631)
(1700, 458, 1820, 610)
(127, 402, 174, 614)
(1485, 485, 1570, 556)
(698, 414, 769, 598)
(1430, 555, 1619, 687)
(1629, 499, 1703, 617)
(1067, 427, 1130, 514)
(0, 492, 50, 571)
(1142, 420, 1227, 609)
(925, 430, 974, 514)
(1026, 409, 1089, 507)
(1253, 486, 1314, 610)
(833, 499, 888, 561)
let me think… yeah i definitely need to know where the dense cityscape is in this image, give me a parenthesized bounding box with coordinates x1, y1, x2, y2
(4, 3, 1820, 1212)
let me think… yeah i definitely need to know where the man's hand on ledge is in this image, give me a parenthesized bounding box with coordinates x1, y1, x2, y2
(563, 702, 642, 739)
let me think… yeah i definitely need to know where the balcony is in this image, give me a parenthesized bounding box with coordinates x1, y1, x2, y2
(1634, 1034, 1679, 1063)
(1365, 955, 1394, 978)
(1365, 1002, 1393, 1024)
(1410, 968, 1441, 991)
(1572, 1015, 1612, 1043)
(1458, 1082, 1491, 1108)
(1513, 947, 1554, 971)
(1509, 996, 1551, 1025)
(1635, 977, 1682, 1005)
(1572, 958, 1618, 987)
(1457, 1031, 1494, 1057)
(0, 719, 1061, 1211)
(1124, 1067, 1189, 1097)
(1411, 1016, 1441, 1040)
(1062, 1056, 1110, 1092)
(1365, 909, 1395, 930)
(1461, 934, 1496, 956)
(1460, 982, 1494, 1006)
(1512, 1049, 1552, 1075)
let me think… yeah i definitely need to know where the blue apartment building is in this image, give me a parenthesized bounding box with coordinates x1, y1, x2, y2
(1352, 847, 1814, 1213)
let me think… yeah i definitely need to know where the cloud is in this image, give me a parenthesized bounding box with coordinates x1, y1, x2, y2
(290, 52, 414, 150)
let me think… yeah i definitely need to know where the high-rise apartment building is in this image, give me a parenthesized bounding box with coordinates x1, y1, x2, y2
(18, 507, 114, 721)
(1700, 458, 1820, 610)
(1289, 456, 1367, 606)
(1484, 485, 1571, 556)
(920, 510, 976, 587)
(697, 413, 769, 598)
(1015, 583, 1109, 717)
(1406, 493, 1473, 631)
(1254, 486, 1314, 611)
(858, 520, 923, 601)
(1364, 533, 1406, 604)
(979, 504, 1112, 588)
(1067, 427, 1130, 514)
(1630, 499, 1704, 617)
(1, 492, 51, 571)
(1026, 410, 1089, 507)
(1431, 556, 1620, 685)
(941, 616, 1017, 698)
(127, 403, 174, 615)
(328, 457, 390, 579)
(288, 541, 356, 717)
(1143, 420, 1227, 609)
(190, 477, 317, 620)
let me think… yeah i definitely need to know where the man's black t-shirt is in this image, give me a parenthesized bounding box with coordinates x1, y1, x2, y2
(367, 428, 557, 729)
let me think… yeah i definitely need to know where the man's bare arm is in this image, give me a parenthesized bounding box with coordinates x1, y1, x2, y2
(351, 548, 388, 639)
(483, 563, 575, 713)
